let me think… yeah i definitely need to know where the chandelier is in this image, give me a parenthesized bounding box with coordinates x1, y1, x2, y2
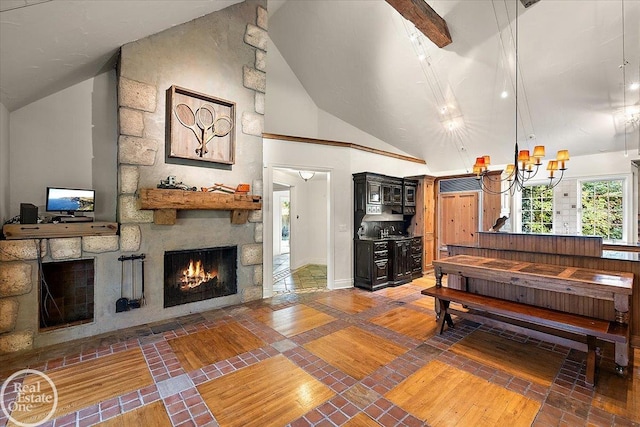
(473, 0, 569, 195)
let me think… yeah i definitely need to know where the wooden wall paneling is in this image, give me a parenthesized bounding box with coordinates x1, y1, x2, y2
(476, 232, 602, 257)
(439, 192, 479, 249)
(412, 177, 425, 239)
(422, 176, 436, 269)
(407, 175, 436, 271)
(481, 175, 502, 233)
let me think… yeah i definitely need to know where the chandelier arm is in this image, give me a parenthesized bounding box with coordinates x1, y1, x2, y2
(547, 169, 566, 190)
(477, 173, 519, 195)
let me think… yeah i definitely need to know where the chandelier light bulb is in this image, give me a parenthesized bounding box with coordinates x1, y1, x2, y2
(500, 90, 508, 98)
(631, 82, 639, 91)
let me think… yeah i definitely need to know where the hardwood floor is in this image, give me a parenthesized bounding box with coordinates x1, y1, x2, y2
(97, 401, 171, 426)
(168, 321, 266, 371)
(198, 354, 334, 427)
(1, 279, 638, 427)
(8, 348, 153, 425)
(303, 326, 408, 380)
(369, 306, 440, 341)
(252, 303, 336, 337)
(386, 359, 541, 426)
(315, 292, 378, 314)
(451, 329, 566, 386)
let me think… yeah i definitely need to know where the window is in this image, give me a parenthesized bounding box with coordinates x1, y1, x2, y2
(581, 180, 623, 240)
(521, 185, 553, 233)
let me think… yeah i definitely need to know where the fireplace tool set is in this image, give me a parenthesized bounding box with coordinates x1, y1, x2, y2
(116, 254, 146, 313)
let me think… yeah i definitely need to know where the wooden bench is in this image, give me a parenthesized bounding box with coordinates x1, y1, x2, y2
(422, 286, 629, 386)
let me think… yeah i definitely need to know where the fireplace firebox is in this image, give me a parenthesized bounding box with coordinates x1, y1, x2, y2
(40, 259, 94, 330)
(164, 246, 237, 308)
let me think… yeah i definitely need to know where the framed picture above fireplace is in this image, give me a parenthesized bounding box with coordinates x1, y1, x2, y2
(166, 85, 236, 166)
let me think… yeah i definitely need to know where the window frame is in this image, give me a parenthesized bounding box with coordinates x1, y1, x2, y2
(516, 181, 556, 234)
(577, 176, 628, 243)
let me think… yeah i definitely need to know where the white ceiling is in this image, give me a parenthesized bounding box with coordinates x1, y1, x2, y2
(1, 0, 639, 174)
(269, 0, 640, 172)
(0, 0, 243, 111)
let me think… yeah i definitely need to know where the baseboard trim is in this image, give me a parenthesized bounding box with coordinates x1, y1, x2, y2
(329, 279, 353, 290)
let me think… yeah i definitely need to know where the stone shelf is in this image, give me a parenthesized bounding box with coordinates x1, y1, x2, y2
(137, 188, 262, 225)
(2, 222, 118, 240)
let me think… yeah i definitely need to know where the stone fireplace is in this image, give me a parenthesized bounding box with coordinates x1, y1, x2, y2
(164, 246, 237, 308)
(0, 1, 267, 354)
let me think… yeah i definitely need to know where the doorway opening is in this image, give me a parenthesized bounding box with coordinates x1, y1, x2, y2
(273, 183, 291, 285)
(271, 168, 328, 294)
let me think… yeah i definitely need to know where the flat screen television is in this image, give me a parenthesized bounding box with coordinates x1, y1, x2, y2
(46, 187, 95, 216)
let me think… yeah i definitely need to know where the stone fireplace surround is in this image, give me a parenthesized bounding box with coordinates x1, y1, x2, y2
(0, 1, 267, 354)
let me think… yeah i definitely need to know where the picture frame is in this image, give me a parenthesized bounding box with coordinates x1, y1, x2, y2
(166, 85, 236, 166)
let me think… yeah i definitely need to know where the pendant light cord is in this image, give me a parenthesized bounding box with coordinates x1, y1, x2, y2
(621, 0, 628, 156)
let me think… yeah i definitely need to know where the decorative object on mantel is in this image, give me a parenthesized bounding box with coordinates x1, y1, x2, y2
(137, 188, 261, 225)
(201, 183, 250, 194)
(157, 176, 197, 191)
(473, 0, 569, 195)
(167, 85, 236, 165)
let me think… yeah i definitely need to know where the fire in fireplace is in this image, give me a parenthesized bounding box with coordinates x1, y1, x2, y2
(164, 246, 237, 308)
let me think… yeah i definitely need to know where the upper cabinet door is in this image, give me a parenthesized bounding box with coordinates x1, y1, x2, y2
(404, 185, 416, 206)
(368, 181, 382, 205)
(392, 185, 403, 205)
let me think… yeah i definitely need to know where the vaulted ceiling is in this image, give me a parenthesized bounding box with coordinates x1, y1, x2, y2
(1, 0, 638, 174)
(0, 0, 243, 111)
(269, 0, 640, 172)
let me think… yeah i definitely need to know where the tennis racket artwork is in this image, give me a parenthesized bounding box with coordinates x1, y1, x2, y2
(174, 103, 233, 157)
(167, 86, 236, 165)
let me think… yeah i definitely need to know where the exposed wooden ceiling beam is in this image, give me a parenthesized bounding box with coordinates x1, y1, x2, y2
(385, 0, 452, 48)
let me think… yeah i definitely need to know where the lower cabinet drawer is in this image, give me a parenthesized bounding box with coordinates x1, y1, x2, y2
(374, 259, 389, 283)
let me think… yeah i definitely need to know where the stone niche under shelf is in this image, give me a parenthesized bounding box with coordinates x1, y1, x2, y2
(0, 234, 121, 354)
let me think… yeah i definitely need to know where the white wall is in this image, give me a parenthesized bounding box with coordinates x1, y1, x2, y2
(265, 38, 319, 137)
(293, 176, 327, 268)
(317, 109, 414, 157)
(265, 35, 427, 163)
(0, 102, 9, 223)
(8, 71, 117, 220)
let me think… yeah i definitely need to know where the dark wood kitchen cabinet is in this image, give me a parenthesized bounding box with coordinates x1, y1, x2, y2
(382, 177, 403, 207)
(390, 239, 412, 285)
(410, 237, 423, 278)
(354, 240, 390, 291)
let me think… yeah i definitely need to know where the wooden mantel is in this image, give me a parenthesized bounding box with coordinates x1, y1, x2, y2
(137, 188, 262, 225)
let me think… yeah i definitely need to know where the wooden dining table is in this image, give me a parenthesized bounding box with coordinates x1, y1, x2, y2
(432, 254, 633, 368)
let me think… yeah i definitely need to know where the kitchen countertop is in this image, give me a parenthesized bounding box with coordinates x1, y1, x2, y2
(356, 235, 422, 241)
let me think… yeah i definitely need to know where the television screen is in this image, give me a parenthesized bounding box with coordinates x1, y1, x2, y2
(46, 187, 95, 213)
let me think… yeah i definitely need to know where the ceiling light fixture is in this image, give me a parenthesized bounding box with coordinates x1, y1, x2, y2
(501, 90, 509, 99)
(474, 0, 569, 194)
(631, 82, 639, 91)
(299, 171, 315, 182)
